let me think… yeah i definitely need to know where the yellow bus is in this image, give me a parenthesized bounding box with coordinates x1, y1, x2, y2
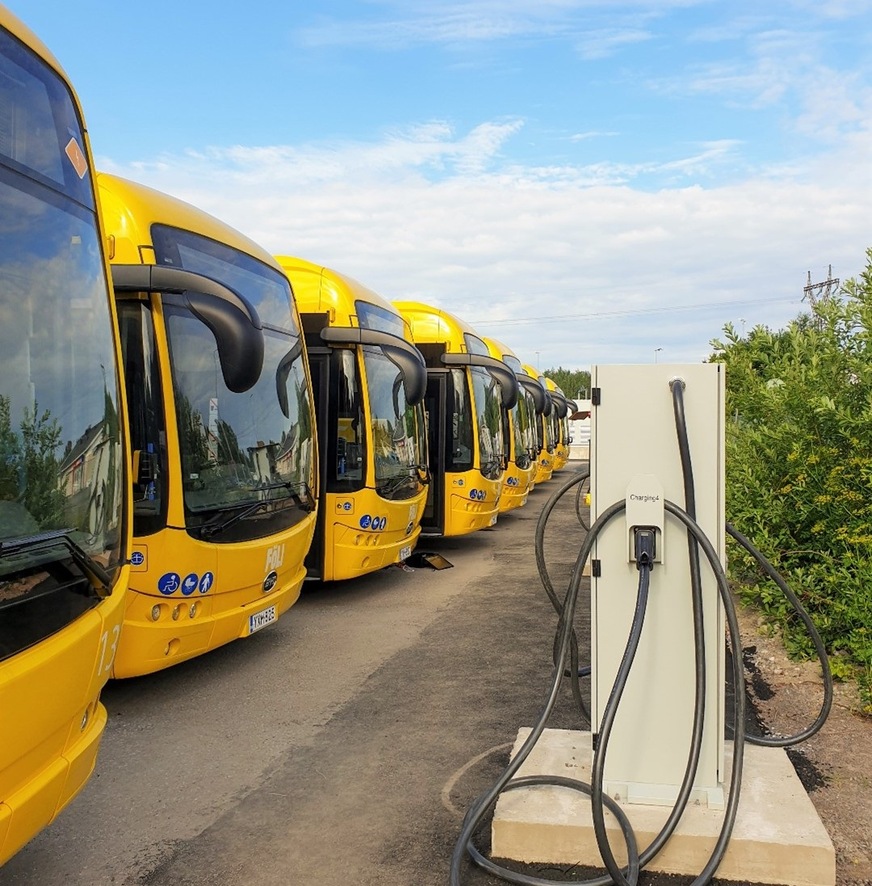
(0, 7, 128, 863)
(275, 257, 428, 581)
(97, 174, 317, 677)
(544, 377, 576, 472)
(522, 363, 555, 485)
(394, 302, 517, 537)
(482, 338, 541, 513)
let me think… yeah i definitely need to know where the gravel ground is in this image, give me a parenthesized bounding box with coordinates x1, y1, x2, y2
(735, 606, 872, 886)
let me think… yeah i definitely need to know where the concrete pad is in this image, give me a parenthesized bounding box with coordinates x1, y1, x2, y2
(492, 728, 835, 886)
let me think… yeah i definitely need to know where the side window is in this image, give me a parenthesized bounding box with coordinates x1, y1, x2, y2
(449, 369, 473, 472)
(327, 348, 366, 491)
(116, 300, 167, 536)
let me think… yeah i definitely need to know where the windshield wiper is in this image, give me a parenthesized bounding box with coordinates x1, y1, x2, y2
(199, 499, 272, 540)
(262, 480, 316, 514)
(0, 529, 112, 594)
(377, 464, 430, 497)
(196, 482, 316, 539)
(481, 456, 504, 476)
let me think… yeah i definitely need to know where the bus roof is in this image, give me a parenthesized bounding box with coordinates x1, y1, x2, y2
(393, 301, 484, 354)
(481, 335, 516, 361)
(521, 363, 543, 383)
(97, 172, 282, 271)
(275, 255, 406, 332)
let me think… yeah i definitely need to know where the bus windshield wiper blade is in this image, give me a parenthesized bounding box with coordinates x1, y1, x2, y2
(482, 456, 503, 475)
(0, 529, 112, 592)
(197, 482, 316, 539)
(198, 500, 271, 539)
(377, 464, 428, 496)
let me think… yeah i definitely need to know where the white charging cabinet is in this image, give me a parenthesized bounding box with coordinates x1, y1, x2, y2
(590, 363, 726, 807)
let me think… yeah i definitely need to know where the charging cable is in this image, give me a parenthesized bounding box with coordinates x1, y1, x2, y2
(451, 379, 833, 886)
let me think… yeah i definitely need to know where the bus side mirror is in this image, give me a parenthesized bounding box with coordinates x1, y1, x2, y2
(111, 264, 265, 394)
(275, 339, 304, 418)
(185, 289, 264, 394)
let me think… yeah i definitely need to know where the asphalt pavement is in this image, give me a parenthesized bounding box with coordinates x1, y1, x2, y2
(0, 464, 775, 886)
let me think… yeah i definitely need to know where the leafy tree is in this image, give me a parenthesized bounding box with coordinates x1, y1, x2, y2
(542, 366, 591, 403)
(710, 248, 872, 711)
(0, 395, 21, 501)
(19, 402, 65, 529)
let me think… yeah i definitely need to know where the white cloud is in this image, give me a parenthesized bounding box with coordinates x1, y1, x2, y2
(294, 0, 706, 49)
(568, 131, 620, 142)
(574, 27, 653, 60)
(99, 119, 871, 370)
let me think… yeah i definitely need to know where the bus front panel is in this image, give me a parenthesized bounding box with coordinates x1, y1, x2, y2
(102, 195, 318, 676)
(0, 12, 128, 863)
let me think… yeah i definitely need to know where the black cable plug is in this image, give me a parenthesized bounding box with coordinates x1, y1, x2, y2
(634, 527, 656, 570)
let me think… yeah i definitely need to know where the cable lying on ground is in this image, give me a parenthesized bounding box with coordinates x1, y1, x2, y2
(452, 380, 833, 886)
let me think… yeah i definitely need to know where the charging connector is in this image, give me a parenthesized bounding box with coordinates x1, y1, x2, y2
(633, 527, 656, 570)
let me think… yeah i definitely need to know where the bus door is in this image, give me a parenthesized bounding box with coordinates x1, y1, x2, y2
(420, 372, 446, 536)
(304, 348, 329, 577)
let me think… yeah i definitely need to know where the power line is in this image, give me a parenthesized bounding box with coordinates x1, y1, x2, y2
(470, 295, 799, 328)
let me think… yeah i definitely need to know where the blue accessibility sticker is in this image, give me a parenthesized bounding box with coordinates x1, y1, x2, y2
(199, 572, 214, 594)
(181, 573, 199, 596)
(158, 572, 181, 595)
(359, 515, 372, 529)
(130, 551, 145, 566)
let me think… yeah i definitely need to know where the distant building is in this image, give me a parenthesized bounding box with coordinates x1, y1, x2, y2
(568, 400, 591, 460)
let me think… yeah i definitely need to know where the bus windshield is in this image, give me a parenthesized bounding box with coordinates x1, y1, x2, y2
(518, 392, 537, 467)
(512, 398, 531, 469)
(151, 226, 315, 541)
(469, 367, 503, 480)
(0, 26, 124, 652)
(355, 299, 427, 500)
(361, 346, 427, 501)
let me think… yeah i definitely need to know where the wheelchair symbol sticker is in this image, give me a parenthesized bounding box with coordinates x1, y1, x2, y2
(158, 572, 181, 595)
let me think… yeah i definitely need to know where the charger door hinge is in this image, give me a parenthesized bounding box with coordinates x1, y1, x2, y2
(592, 732, 600, 751)
(591, 387, 601, 406)
(592, 559, 601, 577)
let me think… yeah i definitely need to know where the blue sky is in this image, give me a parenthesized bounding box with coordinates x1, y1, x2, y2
(15, 0, 872, 370)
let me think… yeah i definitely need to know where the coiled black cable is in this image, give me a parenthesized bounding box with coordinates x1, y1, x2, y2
(452, 382, 833, 885)
(534, 468, 592, 722)
(451, 493, 749, 886)
(671, 380, 833, 747)
(725, 522, 832, 745)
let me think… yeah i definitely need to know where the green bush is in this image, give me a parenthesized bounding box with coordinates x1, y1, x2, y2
(711, 248, 872, 713)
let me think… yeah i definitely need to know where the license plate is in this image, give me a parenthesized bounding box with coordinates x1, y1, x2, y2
(399, 545, 412, 561)
(248, 606, 276, 635)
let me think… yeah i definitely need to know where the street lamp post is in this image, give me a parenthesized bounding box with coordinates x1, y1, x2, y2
(654, 347, 663, 363)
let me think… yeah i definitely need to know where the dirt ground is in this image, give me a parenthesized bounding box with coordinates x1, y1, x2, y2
(734, 604, 872, 886)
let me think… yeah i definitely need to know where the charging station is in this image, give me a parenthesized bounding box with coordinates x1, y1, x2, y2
(590, 363, 725, 808)
(484, 363, 835, 886)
